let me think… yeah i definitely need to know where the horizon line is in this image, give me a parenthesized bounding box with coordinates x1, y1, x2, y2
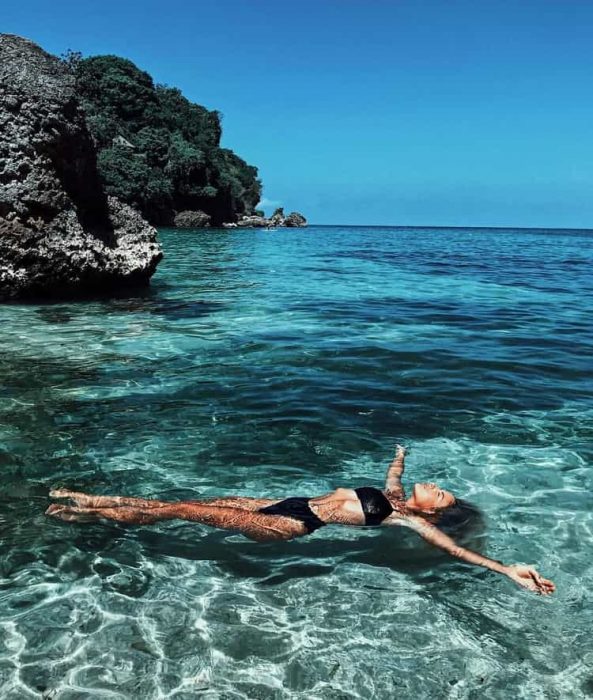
(305, 224, 593, 232)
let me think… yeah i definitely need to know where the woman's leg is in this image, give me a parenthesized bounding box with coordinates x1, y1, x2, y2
(49, 490, 166, 508)
(49, 490, 277, 511)
(45, 500, 307, 542)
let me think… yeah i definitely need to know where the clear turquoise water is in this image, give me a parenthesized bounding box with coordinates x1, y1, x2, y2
(1, 225, 592, 699)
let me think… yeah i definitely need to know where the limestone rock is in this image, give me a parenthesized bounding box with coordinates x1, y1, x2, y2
(173, 210, 211, 228)
(283, 211, 307, 227)
(269, 207, 285, 225)
(223, 208, 308, 229)
(112, 135, 135, 149)
(236, 215, 269, 228)
(0, 34, 162, 300)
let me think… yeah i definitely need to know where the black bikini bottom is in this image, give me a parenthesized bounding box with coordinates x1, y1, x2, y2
(258, 497, 326, 534)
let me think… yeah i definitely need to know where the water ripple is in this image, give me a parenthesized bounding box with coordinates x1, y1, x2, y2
(0, 226, 592, 698)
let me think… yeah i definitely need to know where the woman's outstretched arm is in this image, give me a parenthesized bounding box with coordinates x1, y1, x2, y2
(394, 515, 555, 595)
(385, 444, 406, 494)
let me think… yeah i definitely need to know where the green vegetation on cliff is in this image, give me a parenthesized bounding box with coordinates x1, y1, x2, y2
(67, 53, 261, 226)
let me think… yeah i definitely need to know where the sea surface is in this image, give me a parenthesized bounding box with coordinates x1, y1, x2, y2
(1, 225, 592, 699)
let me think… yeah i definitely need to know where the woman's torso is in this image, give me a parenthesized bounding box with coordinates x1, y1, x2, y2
(309, 487, 403, 526)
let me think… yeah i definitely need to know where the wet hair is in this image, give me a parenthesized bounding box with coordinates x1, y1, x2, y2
(433, 498, 484, 538)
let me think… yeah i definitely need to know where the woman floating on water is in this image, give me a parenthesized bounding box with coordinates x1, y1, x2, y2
(46, 445, 555, 595)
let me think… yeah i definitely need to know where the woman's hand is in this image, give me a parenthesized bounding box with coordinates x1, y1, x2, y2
(505, 564, 555, 595)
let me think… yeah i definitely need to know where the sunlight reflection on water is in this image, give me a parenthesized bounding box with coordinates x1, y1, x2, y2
(0, 226, 592, 698)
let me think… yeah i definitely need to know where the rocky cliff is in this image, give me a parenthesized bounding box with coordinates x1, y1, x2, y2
(0, 35, 162, 300)
(70, 54, 262, 227)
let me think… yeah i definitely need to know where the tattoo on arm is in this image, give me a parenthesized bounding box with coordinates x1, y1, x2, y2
(400, 515, 507, 575)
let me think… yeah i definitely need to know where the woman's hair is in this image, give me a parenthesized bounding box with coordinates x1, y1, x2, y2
(434, 498, 484, 538)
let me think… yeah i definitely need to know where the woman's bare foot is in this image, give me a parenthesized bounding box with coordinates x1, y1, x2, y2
(49, 489, 110, 507)
(49, 488, 76, 500)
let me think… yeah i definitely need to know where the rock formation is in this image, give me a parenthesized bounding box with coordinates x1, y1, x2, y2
(235, 215, 270, 228)
(283, 211, 307, 227)
(0, 34, 162, 300)
(173, 210, 211, 228)
(269, 208, 286, 226)
(223, 208, 308, 229)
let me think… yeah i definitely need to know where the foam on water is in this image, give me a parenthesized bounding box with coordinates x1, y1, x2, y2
(1, 226, 592, 698)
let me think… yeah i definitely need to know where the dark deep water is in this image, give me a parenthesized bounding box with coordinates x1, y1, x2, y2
(1, 225, 592, 698)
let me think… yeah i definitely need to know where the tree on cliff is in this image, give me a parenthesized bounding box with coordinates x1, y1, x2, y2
(68, 54, 261, 226)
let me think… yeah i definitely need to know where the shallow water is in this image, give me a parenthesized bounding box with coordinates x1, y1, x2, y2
(1, 225, 592, 699)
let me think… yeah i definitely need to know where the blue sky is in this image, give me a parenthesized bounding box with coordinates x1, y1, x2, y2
(4, 1, 593, 227)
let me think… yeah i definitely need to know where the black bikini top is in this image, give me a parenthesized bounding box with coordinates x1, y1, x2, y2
(354, 487, 394, 526)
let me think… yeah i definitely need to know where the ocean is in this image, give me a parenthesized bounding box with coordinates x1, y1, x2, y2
(1, 225, 592, 698)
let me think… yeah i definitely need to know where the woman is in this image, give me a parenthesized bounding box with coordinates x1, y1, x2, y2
(46, 446, 555, 595)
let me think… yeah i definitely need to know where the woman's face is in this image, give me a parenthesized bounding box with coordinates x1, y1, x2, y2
(412, 482, 456, 511)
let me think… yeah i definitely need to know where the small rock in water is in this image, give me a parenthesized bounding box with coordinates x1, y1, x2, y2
(173, 210, 211, 228)
(223, 206, 307, 228)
